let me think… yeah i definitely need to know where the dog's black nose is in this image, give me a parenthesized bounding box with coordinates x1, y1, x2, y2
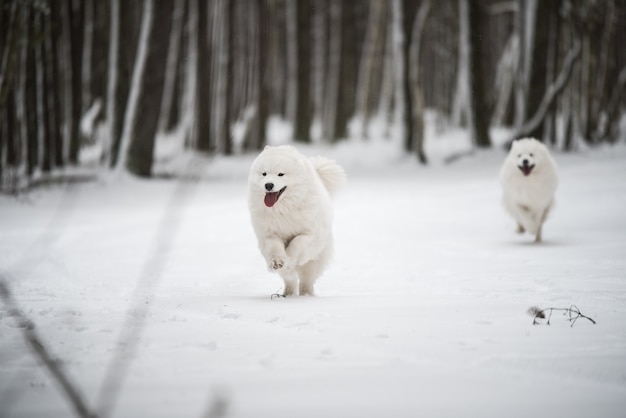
(522, 159, 529, 166)
(265, 183, 274, 191)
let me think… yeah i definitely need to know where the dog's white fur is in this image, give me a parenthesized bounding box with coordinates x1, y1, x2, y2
(248, 145, 346, 296)
(499, 138, 558, 242)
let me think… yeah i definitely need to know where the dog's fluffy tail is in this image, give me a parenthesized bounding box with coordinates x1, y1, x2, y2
(310, 156, 346, 197)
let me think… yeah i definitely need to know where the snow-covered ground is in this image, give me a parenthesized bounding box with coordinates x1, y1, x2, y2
(1, 136, 626, 418)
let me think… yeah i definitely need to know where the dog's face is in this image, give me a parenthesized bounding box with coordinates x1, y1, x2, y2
(515, 150, 536, 176)
(249, 146, 307, 208)
(510, 138, 542, 176)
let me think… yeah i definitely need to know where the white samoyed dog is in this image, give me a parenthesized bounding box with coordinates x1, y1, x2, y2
(499, 138, 558, 243)
(248, 145, 346, 296)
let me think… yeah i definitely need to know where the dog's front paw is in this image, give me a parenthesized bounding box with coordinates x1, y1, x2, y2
(269, 258, 284, 270)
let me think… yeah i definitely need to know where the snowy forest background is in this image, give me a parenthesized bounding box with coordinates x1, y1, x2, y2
(1, 0, 626, 191)
(2, 1, 626, 417)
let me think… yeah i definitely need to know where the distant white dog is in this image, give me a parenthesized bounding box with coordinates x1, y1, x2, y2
(248, 145, 346, 296)
(499, 138, 558, 242)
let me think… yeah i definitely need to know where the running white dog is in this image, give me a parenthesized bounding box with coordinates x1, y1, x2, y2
(499, 138, 558, 243)
(248, 145, 346, 296)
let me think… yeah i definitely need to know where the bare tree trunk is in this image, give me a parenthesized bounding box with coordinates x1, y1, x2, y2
(543, 1, 561, 145)
(355, 0, 386, 137)
(126, 0, 174, 175)
(58, 0, 72, 164)
(392, 0, 405, 144)
(15, 6, 30, 185)
(377, 22, 394, 138)
(222, 0, 234, 154)
(45, 5, 64, 171)
(334, 0, 362, 141)
(105, 0, 120, 166)
(81, 0, 94, 114)
(405, 0, 431, 163)
(322, 1, 341, 141)
(250, 0, 269, 150)
(157, 0, 184, 134)
(311, 0, 327, 141)
(452, 0, 469, 127)
(603, 66, 626, 142)
(35, 11, 46, 173)
(492, 34, 519, 127)
(0, 2, 23, 130)
(213, 0, 233, 154)
(294, 0, 312, 143)
(182, 0, 199, 148)
(458, 0, 491, 147)
(67, 0, 84, 164)
(523, 0, 553, 140)
(115, 0, 154, 172)
(196, 0, 213, 150)
(285, 0, 298, 128)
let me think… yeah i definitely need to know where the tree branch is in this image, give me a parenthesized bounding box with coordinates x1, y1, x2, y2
(513, 37, 582, 140)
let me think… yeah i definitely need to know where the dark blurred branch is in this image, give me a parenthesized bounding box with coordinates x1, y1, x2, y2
(96, 156, 203, 417)
(0, 279, 97, 418)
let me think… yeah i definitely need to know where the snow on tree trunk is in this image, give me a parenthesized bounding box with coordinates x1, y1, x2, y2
(391, 0, 405, 142)
(492, 34, 519, 127)
(59, 1, 75, 164)
(126, 0, 174, 175)
(115, 0, 154, 172)
(514, 0, 537, 128)
(182, 0, 199, 149)
(35, 12, 46, 174)
(376, 23, 394, 139)
(356, 0, 386, 138)
(285, 1, 298, 129)
(67, 0, 84, 164)
(81, 0, 94, 114)
(105, 0, 120, 166)
(212, 0, 232, 154)
(523, 0, 552, 140)
(452, 0, 469, 127)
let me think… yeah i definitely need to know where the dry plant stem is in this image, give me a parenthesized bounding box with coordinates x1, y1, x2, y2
(532, 305, 596, 327)
(0, 280, 97, 418)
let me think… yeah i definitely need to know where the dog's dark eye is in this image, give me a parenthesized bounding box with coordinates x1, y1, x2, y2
(262, 172, 267, 176)
(529, 153, 534, 157)
(278, 173, 284, 177)
(517, 154, 521, 158)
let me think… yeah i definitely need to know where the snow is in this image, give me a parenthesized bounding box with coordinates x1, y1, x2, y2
(1, 135, 626, 418)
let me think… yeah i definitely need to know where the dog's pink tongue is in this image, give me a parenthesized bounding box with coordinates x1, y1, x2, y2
(264, 192, 279, 207)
